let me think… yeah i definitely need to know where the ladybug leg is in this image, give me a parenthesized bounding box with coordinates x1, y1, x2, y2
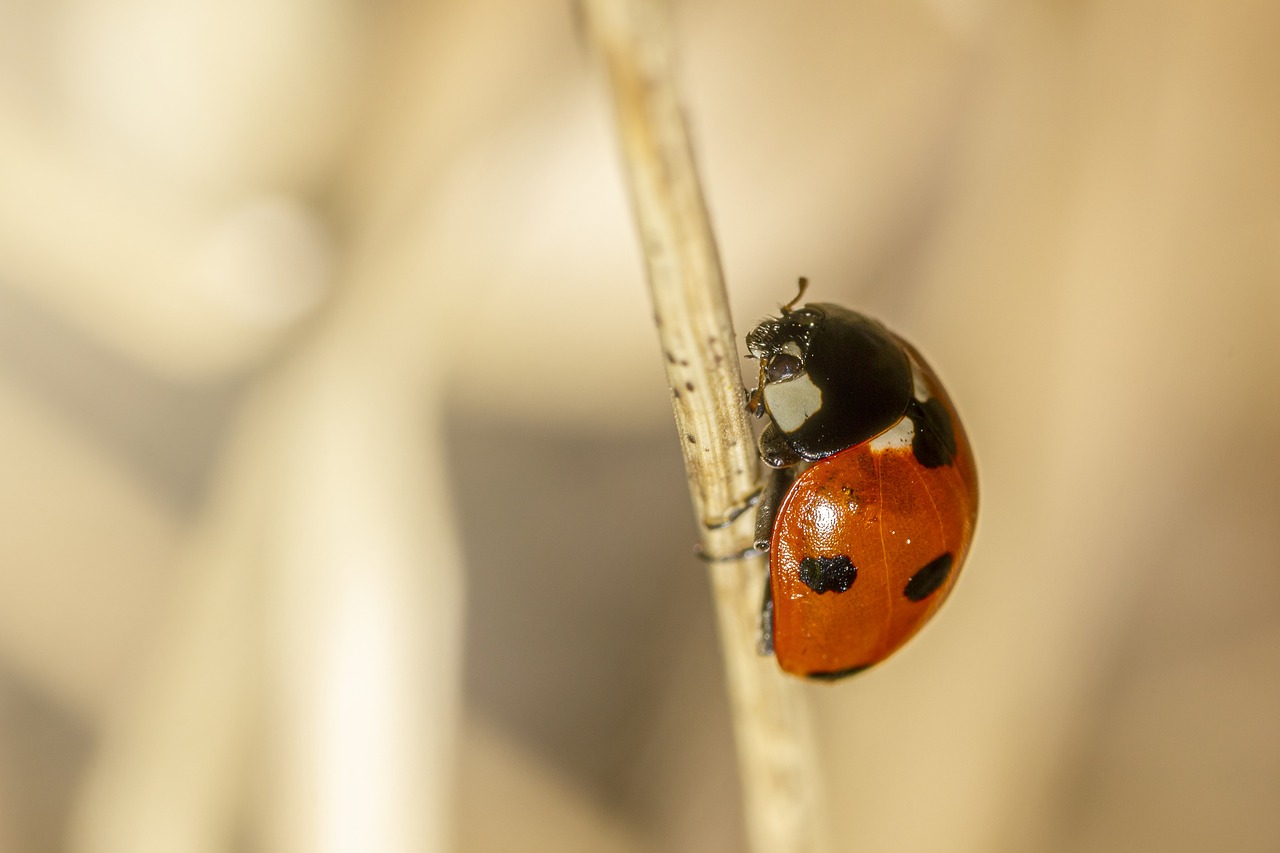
(753, 465, 796, 551)
(752, 465, 795, 657)
(758, 422, 805, 469)
(757, 574, 774, 656)
(753, 465, 794, 655)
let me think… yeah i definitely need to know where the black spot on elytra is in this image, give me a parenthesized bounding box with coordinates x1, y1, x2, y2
(906, 398, 956, 468)
(806, 664, 870, 681)
(904, 552, 953, 602)
(797, 555, 857, 593)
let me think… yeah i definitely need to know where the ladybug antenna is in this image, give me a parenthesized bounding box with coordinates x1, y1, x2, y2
(781, 277, 809, 314)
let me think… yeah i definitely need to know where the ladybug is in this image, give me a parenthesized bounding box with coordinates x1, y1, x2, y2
(746, 281, 978, 679)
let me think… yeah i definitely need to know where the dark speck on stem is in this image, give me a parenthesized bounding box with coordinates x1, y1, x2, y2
(685, 381, 695, 392)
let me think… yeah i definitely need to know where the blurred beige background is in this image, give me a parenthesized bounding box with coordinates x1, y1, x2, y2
(0, 0, 1277, 851)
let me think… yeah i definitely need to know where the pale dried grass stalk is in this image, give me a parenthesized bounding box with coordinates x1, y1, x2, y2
(582, 1, 827, 850)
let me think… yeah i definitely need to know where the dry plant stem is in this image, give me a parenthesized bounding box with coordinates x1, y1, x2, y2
(584, 1, 826, 850)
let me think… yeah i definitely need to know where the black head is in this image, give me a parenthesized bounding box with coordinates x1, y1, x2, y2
(747, 303, 912, 462)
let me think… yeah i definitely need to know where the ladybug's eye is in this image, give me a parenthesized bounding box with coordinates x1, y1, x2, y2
(765, 353, 803, 383)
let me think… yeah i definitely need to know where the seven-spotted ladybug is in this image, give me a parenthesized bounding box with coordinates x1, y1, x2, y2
(747, 281, 978, 680)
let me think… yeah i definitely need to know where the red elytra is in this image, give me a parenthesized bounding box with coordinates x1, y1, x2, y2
(768, 348, 978, 678)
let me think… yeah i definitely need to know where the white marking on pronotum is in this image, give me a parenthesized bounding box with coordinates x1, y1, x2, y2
(910, 358, 932, 402)
(869, 415, 914, 452)
(763, 372, 823, 433)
